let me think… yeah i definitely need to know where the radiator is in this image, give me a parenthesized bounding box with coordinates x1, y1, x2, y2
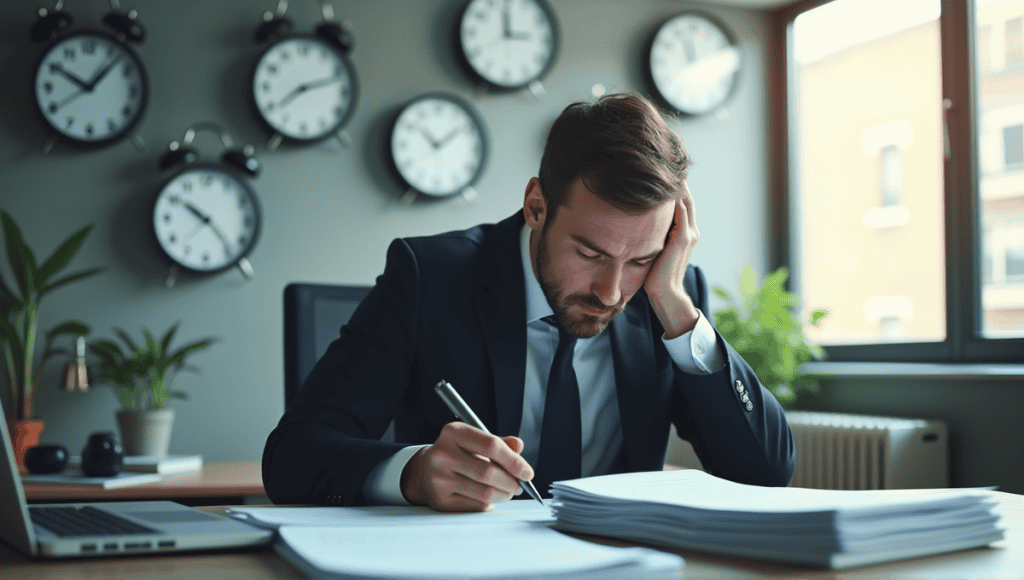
(787, 411, 949, 490)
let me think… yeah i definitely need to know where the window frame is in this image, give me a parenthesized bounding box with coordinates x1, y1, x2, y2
(767, 0, 1024, 363)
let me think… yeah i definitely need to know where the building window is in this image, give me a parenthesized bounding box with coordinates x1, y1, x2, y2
(880, 144, 903, 207)
(1005, 124, 1023, 168)
(771, 0, 1024, 361)
(1007, 17, 1023, 66)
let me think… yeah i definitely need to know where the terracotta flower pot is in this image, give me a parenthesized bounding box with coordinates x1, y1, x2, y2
(116, 409, 175, 457)
(7, 419, 45, 473)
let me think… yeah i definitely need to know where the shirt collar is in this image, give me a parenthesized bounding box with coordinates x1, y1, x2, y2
(520, 224, 555, 324)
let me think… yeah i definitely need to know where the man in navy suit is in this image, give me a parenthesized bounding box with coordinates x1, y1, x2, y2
(263, 94, 795, 511)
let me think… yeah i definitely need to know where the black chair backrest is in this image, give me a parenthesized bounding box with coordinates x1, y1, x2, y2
(283, 283, 371, 408)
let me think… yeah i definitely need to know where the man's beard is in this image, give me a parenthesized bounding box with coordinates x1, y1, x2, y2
(534, 227, 626, 339)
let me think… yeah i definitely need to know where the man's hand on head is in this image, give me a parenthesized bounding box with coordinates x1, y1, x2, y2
(644, 190, 701, 339)
(400, 422, 534, 512)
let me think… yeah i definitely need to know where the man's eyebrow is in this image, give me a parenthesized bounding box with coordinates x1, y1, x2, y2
(570, 234, 662, 262)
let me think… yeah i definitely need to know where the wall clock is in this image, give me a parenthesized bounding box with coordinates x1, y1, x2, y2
(30, 1, 149, 153)
(388, 93, 488, 201)
(250, 0, 357, 151)
(153, 123, 261, 287)
(647, 12, 743, 117)
(457, 0, 559, 95)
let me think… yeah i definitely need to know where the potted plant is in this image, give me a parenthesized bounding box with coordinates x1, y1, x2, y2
(712, 265, 828, 407)
(0, 210, 102, 468)
(87, 324, 215, 457)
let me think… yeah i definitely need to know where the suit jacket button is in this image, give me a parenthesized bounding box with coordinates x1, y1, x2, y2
(740, 394, 750, 404)
(735, 380, 745, 393)
(746, 401, 754, 412)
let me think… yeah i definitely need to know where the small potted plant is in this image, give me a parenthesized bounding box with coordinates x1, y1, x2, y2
(712, 265, 828, 407)
(87, 324, 215, 457)
(0, 210, 102, 468)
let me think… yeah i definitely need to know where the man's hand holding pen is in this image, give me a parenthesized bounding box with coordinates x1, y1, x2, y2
(400, 422, 535, 512)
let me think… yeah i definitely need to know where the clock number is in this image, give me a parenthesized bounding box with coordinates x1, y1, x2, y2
(83, 40, 96, 55)
(181, 180, 193, 193)
(63, 47, 76, 61)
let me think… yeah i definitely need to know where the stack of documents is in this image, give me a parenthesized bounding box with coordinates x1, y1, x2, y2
(550, 469, 1005, 569)
(228, 502, 683, 579)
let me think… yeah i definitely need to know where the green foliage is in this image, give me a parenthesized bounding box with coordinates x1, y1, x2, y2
(87, 324, 215, 410)
(712, 265, 828, 407)
(0, 210, 103, 420)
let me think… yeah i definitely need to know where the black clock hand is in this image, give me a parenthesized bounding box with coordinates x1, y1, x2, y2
(184, 202, 211, 224)
(184, 202, 235, 255)
(205, 218, 236, 256)
(85, 54, 124, 91)
(50, 63, 91, 91)
(502, 0, 512, 38)
(275, 75, 343, 109)
(435, 126, 466, 149)
(54, 88, 87, 111)
(681, 37, 696, 64)
(414, 126, 441, 149)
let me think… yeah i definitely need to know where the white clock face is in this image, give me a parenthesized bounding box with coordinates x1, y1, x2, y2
(390, 96, 487, 197)
(649, 13, 742, 116)
(153, 166, 260, 273)
(33, 31, 147, 145)
(459, 0, 557, 88)
(252, 36, 356, 141)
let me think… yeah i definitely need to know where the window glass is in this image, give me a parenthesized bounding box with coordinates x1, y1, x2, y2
(977, 0, 1024, 338)
(791, 0, 944, 345)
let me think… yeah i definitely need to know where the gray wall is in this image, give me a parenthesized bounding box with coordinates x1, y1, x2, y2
(0, 2, 769, 462)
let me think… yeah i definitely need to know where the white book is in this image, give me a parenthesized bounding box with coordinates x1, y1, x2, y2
(549, 469, 1005, 569)
(21, 471, 163, 489)
(68, 454, 203, 475)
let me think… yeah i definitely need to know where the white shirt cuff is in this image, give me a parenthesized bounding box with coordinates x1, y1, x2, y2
(662, 309, 726, 375)
(361, 444, 430, 505)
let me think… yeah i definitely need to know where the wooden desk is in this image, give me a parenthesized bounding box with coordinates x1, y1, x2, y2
(2, 491, 1021, 579)
(23, 460, 266, 506)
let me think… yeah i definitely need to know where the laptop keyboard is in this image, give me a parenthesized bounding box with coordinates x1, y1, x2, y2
(29, 506, 159, 537)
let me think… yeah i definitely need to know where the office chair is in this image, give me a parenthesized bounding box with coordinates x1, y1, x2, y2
(282, 282, 371, 408)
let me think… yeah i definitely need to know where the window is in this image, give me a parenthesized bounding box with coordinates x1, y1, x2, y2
(1007, 17, 1023, 65)
(769, 0, 1024, 361)
(1005, 124, 1023, 168)
(880, 144, 903, 207)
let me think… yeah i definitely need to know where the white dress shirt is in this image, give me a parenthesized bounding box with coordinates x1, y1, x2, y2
(362, 224, 725, 504)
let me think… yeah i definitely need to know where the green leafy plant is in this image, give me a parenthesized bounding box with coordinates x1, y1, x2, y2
(712, 265, 828, 407)
(0, 210, 103, 421)
(87, 325, 215, 411)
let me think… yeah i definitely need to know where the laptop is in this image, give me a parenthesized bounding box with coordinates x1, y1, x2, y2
(0, 401, 272, 558)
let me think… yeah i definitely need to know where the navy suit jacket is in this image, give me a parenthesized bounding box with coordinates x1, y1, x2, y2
(263, 212, 795, 506)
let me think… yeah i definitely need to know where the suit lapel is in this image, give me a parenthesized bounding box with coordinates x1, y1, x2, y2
(474, 214, 528, 436)
(610, 293, 657, 472)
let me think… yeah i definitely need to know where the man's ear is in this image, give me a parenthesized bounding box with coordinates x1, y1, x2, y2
(523, 177, 546, 231)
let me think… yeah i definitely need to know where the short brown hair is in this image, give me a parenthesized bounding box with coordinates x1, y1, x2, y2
(538, 93, 690, 218)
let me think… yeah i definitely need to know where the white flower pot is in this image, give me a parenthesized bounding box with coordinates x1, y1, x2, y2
(116, 408, 175, 457)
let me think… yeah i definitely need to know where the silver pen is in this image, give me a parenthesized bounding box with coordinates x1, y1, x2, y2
(433, 380, 545, 505)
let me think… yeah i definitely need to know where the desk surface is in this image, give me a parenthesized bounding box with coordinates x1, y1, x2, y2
(22, 460, 264, 503)
(2, 490, 1021, 579)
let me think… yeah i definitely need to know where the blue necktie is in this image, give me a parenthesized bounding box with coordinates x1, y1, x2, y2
(535, 316, 581, 497)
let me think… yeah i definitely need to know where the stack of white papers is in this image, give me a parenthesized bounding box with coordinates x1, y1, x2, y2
(228, 502, 683, 579)
(550, 470, 1005, 569)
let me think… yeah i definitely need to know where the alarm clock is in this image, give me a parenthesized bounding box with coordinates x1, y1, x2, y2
(153, 122, 261, 286)
(29, 0, 149, 152)
(456, 0, 559, 92)
(250, 0, 357, 151)
(388, 93, 488, 200)
(647, 12, 743, 117)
